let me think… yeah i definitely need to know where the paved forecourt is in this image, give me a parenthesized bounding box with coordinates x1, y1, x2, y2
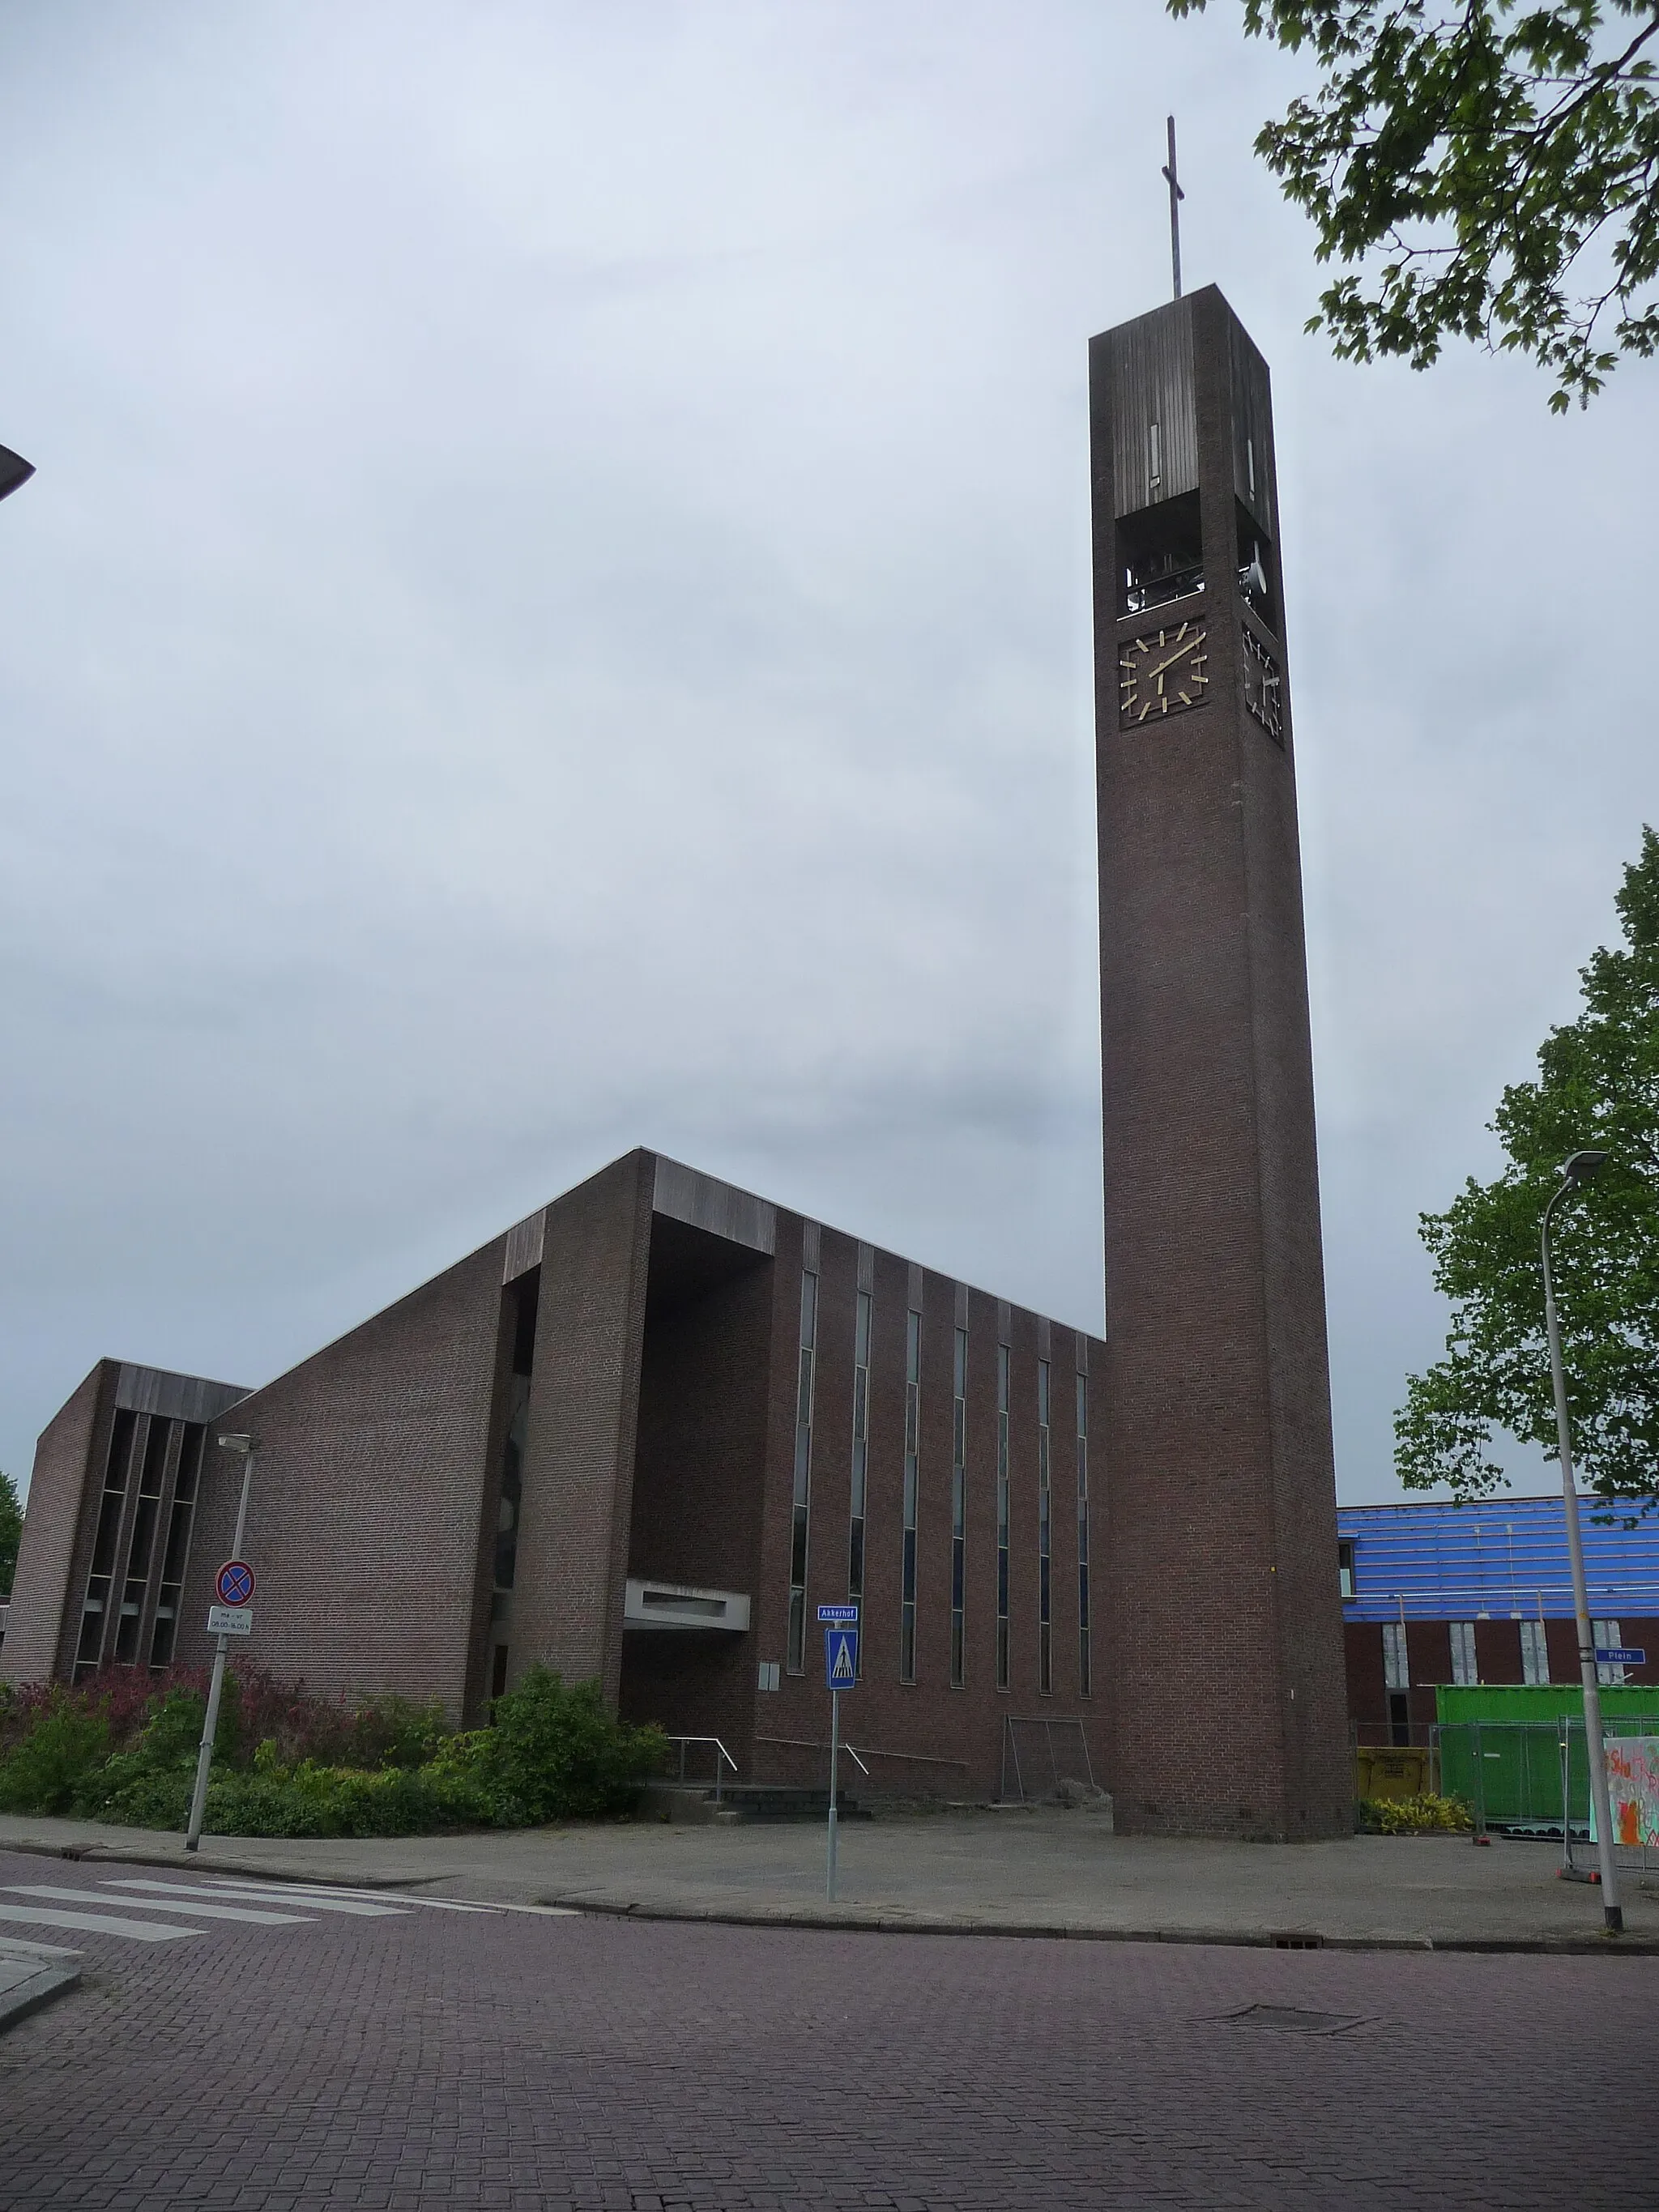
(3, 1806, 1657, 1949)
(2, 1844, 1657, 2209)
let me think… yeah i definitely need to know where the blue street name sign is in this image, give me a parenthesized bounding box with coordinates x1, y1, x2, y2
(825, 1626, 859, 1687)
(1596, 1647, 1646, 1666)
(817, 1604, 859, 1623)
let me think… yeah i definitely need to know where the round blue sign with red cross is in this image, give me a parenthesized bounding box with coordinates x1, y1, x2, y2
(215, 1559, 255, 1606)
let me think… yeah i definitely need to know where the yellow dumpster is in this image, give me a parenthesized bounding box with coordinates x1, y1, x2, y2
(1354, 1745, 1432, 1801)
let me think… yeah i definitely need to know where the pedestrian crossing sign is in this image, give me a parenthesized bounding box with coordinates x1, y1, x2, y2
(825, 1626, 858, 1688)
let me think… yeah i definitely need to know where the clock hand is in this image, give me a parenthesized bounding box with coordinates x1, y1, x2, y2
(1145, 637, 1207, 682)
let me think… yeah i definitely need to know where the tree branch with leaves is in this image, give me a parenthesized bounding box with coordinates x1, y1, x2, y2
(1397, 828, 1659, 1503)
(1171, 0, 1659, 407)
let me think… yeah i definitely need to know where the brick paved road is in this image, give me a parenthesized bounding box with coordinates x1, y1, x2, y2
(0, 1848, 1652, 2210)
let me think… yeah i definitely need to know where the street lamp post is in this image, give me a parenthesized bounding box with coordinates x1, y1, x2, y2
(1540, 1149, 1622, 1933)
(184, 1431, 258, 1854)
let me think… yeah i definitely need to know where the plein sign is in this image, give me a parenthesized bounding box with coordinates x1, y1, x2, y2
(207, 1605, 254, 1637)
(215, 1559, 255, 1606)
(825, 1626, 859, 1688)
(1597, 1647, 1646, 1666)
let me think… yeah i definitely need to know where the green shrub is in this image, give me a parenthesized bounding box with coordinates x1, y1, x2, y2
(1358, 1792, 1473, 1834)
(206, 1753, 488, 1839)
(0, 1661, 663, 1836)
(459, 1668, 667, 1825)
(342, 1695, 450, 1771)
(69, 1686, 224, 1824)
(0, 1694, 111, 1813)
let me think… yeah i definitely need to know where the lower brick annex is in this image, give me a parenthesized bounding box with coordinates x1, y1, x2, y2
(3, 1149, 1135, 1813)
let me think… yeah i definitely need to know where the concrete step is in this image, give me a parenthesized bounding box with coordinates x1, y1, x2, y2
(717, 1784, 872, 1822)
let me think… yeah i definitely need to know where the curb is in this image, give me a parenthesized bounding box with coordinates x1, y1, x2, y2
(5, 1838, 1656, 1956)
(538, 1893, 1659, 1956)
(0, 1960, 82, 2035)
(1, 1839, 440, 1890)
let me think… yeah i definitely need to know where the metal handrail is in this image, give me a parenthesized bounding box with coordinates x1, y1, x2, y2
(752, 1733, 872, 1777)
(664, 1733, 738, 1805)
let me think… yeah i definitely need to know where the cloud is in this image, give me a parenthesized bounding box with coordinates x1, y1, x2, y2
(1, 2, 1652, 1502)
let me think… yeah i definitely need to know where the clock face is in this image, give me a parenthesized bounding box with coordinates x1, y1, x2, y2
(1241, 626, 1284, 743)
(1119, 621, 1209, 727)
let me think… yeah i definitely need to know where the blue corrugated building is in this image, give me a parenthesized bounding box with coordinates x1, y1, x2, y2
(1337, 1495, 1659, 1742)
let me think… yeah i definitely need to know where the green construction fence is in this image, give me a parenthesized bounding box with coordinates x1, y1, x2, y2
(1435, 1684, 1659, 1831)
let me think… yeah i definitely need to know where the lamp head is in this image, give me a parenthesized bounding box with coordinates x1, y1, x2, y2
(1560, 1149, 1609, 1184)
(217, 1431, 256, 1455)
(0, 444, 35, 504)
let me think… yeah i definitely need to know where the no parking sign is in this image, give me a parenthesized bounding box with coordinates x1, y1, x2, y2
(215, 1560, 255, 1606)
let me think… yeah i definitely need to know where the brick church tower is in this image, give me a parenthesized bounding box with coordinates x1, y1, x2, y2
(1092, 287, 1350, 1838)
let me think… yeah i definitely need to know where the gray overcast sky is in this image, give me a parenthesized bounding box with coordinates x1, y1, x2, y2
(2, 2, 1653, 1505)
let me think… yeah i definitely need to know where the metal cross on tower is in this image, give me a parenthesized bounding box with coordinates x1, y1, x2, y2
(1162, 115, 1184, 300)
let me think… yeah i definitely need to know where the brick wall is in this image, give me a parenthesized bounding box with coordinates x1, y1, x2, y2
(744, 1221, 1106, 1803)
(510, 1152, 652, 1703)
(172, 1239, 507, 1714)
(1092, 289, 1349, 1838)
(0, 1362, 113, 1686)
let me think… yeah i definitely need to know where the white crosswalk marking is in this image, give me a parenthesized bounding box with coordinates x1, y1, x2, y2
(207, 1881, 500, 1914)
(0, 1901, 203, 1942)
(105, 1878, 407, 1918)
(201, 1880, 571, 1917)
(6, 1885, 313, 1927)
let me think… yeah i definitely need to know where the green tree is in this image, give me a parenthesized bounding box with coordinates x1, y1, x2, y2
(0, 1471, 22, 1596)
(1397, 828, 1659, 1502)
(1170, 0, 1659, 408)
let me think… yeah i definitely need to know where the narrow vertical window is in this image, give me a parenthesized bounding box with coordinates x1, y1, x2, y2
(148, 1423, 203, 1669)
(116, 1416, 170, 1663)
(996, 1345, 1011, 1690)
(490, 1268, 539, 1698)
(1037, 1359, 1052, 1694)
(1382, 1621, 1410, 1690)
(76, 1409, 136, 1680)
(787, 1267, 818, 1674)
(848, 1290, 872, 1611)
(1520, 1618, 1550, 1686)
(949, 1327, 967, 1688)
(900, 1308, 920, 1681)
(1449, 1622, 1478, 1687)
(1595, 1620, 1627, 1686)
(1076, 1372, 1090, 1696)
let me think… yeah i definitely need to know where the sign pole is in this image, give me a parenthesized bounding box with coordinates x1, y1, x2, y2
(817, 1605, 858, 1903)
(827, 1685, 840, 1901)
(186, 1435, 257, 1853)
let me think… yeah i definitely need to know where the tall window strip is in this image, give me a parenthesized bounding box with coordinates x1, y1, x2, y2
(1037, 1359, 1052, 1694)
(1076, 1373, 1091, 1695)
(1448, 1621, 1478, 1686)
(75, 1409, 137, 1679)
(900, 1308, 920, 1681)
(114, 1416, 170, 1663)
(950, 1327, 967, 1688)
(848, 1290, 872, 1610)
(996, 1345, 1011, 1690)
(787, 1266, 818, 1674)
(147, 1424, 203, 1669)
(1520, 1617, 1550, 1685)
(1382, 1621, 1410, 1690)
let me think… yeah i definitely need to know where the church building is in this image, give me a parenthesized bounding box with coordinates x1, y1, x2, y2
(4, 287, 1350, 1836)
